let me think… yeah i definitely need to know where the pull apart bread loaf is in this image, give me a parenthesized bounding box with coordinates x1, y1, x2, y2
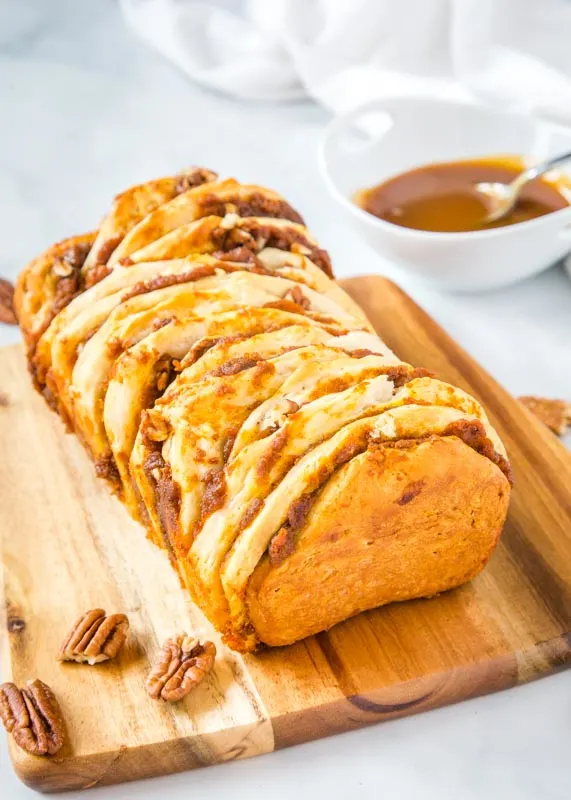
(14, 167, 512, 652)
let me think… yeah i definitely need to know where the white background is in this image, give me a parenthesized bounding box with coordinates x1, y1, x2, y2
(0, 1, 570, 797)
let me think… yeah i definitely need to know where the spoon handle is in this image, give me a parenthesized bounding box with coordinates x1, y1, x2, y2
(515, 149, 571, 188)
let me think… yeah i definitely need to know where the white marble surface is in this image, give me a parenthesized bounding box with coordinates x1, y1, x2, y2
(0, 1, 569, 797)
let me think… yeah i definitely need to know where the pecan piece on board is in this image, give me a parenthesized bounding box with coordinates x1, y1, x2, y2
(0, 278, 17, 325)
(0, 680, 65, 756)
(519, 395, 571, 436)
(58, 608, 129, 664)
(146, 635, 216, 702)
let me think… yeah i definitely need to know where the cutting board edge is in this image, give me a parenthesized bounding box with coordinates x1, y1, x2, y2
(270, 630, 571, 749)
(7, 629, 570, 793)
(6, 718, 267, 794)
(2, 274, 571, 793)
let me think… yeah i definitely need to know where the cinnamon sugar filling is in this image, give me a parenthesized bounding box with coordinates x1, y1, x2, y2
(197, 193, 303, 225)
(142, 446, 181, 560)
(210, 222, 333, 278)
(265, 421, 512, 567)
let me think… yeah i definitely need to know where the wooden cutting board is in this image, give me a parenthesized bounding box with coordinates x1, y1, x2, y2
(1, 276, 570, 793)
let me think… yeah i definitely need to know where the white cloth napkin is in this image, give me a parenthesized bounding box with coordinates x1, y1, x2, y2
(120, 0, 571, 120)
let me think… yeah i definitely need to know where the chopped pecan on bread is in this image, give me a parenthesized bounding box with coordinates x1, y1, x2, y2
(51, 242, 93, 312)
(174, 167, 218, 195)
(283, 284, 311, 310)
(52, 241, 91, 278)
(58, 608, 129, 664)
(0, 680, 65, 756)
(146, 635, 216, 702)
(198, 191, 303, 225)
(519, 395, 571, 436)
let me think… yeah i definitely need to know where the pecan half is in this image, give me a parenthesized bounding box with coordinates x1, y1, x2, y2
(0, 680, 65, 756)
(519, 395, 571, 436)
(146, 635, 216, 702)
(58, 608, 129, 664)
(0, 278, 17, 325)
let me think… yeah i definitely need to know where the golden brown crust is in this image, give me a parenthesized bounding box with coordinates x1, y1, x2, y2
(15, 231, 97, 351)
(14, 168, 511, 654)
(84, 169, 218, 272)
(246, 436, 510, 648)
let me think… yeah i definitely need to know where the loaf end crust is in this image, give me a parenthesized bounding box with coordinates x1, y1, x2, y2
(246, 435, 510, 647)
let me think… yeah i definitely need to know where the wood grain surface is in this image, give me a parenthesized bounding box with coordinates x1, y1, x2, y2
(1, 276, 570, 793)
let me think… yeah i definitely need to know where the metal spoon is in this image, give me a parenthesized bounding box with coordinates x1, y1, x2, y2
(476, 150, 571, 224)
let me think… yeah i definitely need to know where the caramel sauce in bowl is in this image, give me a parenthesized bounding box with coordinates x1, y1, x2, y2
(354, 156, 569, 233)
(318, 97, 571, 291)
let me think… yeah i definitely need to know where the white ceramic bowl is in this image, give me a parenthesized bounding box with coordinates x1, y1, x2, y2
(319, 97, 571, 291)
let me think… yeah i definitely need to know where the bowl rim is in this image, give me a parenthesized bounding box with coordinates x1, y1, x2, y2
(318, 95, 571, 241)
